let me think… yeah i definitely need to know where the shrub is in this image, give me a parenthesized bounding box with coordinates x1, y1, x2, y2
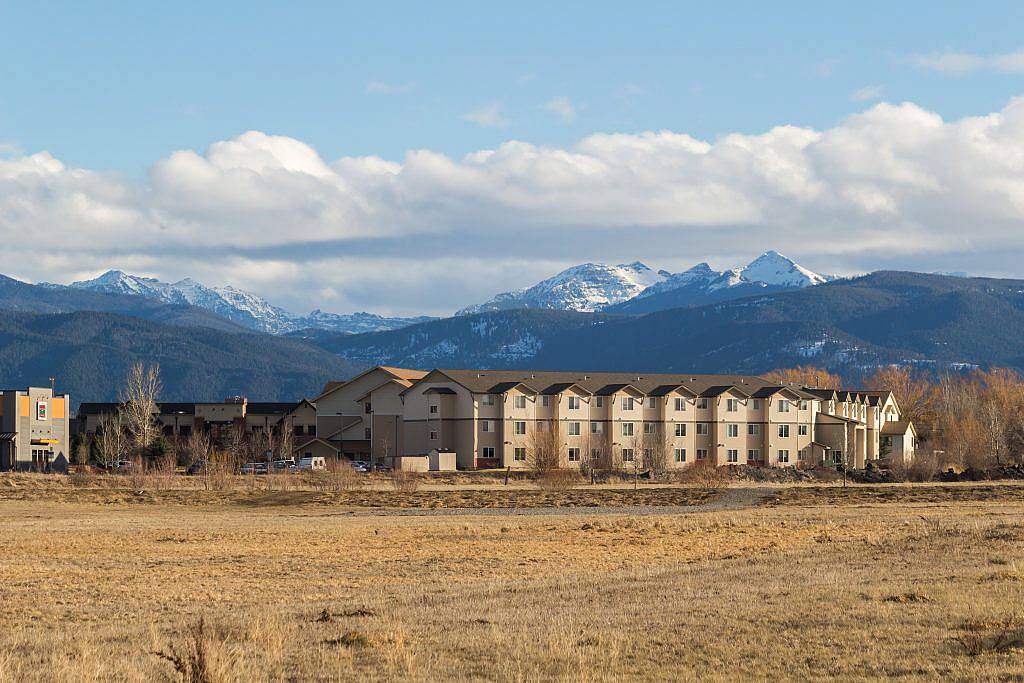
(390, 469, 420, 493)
(534, 469, 579, 491)
(679, 459, 731, 490)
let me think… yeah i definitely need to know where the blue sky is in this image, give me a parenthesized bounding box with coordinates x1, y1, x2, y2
(5, 2, 1023, 173)
(3, 2, 1024, 315)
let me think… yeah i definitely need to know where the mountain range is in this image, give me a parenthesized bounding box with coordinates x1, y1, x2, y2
(42, 270, 434, 335)
(456, 251, 832, 316)
(296, 270, 1022, 383)
(5, 251, 1019, 404)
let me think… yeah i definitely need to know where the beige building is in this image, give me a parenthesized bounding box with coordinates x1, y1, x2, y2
(0, 387, 72, 472)
(313, 366, 427, 462)
(396, 369, 915, 470)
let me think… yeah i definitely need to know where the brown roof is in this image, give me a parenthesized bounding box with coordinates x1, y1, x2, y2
(422, 369, 821, 399)
(881, 419, 915, 436)
(315, 366, 428, 401)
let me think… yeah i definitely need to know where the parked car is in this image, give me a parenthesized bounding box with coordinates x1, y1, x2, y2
(351, 460, 370, 472)
(186, 460, 206, 476)
(272, 459, 295, 471)
(297, 456, 326, 471)
(372, 462, 392, 472)
(241, 462, 269, 475)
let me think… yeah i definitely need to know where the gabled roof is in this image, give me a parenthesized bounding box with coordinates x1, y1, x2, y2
(750, 385, 805, 400)
(647, 384, 698, 397)
(315, 366, 427, 401)
(594, 383, 645, 397)
(488, 381, 538, 395)
(701, 385, 751, 398)
(881, 419, 916, 436)
(355, 378, 419, 402)
(291, 438, 341, 454)
(539, 382, 592, 396)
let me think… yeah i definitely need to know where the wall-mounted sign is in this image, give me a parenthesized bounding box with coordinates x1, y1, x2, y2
(36, 401, 47, 421)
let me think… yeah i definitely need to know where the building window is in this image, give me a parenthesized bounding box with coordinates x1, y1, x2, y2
(364, 427, 371, 440)
(591, 447, 602, 460)
(748, 449, 761, 461)
(514, 447, 527, 461)
(568, 421, 581, 436)
(727, 424, 738, 437)
(591, 422, 603, 433)
(482, 394, 494, 406)
(778, 449, 790, 463)
(429, 430, 438, 440)
(514, 395, 527, 409)
(482, 447, 495, 459)
(568, 447, 581, 462)
(644, 422, 656, 434)
(621, 422, 634, 437)
(646, 397, 658, 408)
(674, 448, 686, 462)
(622, 397, 635, 411)
(727, 449, 739, 463)
(643, 447, 653, 461)
(698, 398, 709, 409)
(674, 397, 686, 411)
(800, 400, 808, 410)
(778, 400, 790, 413)
(364, 402, 372, 414)
(568, 396, 580, 410)
(429, 404, 439, 414)
(595, 397, 604, 408)
(514, 421, 527, 435)
(696, 449, 708, 460)
(726, 398, 738, 412)
(752, 399, 761, 410)
(674, 423, 686, 437)
(696, 422, 710, 435)
(536, 421, 546, 432)
(748, 424, 760, 435)
(541, 395, 550, 407)
(621, 448, 635, 462)
(778, 424, 790, 438)
(481, 420, 492, 433)
(798, 424, 808, 436)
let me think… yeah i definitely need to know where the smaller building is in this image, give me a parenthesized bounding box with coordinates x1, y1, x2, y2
(881, 419, 917, 465)
(0, 387, 72, 472)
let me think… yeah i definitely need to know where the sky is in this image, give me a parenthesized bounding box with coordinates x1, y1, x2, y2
(3, 1, 1024, 316)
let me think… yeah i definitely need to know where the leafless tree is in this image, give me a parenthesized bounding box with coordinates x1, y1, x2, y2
(95, 412, 127, 469)
(119, 362, 162, 460)
(641, 426, 669, 479)
(527, 420, 562, 472)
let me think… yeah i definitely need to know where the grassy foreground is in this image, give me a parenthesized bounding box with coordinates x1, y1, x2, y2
(1, 479, 1023, 681)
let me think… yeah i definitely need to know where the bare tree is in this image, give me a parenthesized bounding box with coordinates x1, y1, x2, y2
(119, 362, 162, 461)
(95, 411, 127, 469)
(641, 425, 669, 479)
(526, 420, 562, 472)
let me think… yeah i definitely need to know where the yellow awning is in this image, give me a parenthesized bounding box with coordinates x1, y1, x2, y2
(31, 438, 58, 445)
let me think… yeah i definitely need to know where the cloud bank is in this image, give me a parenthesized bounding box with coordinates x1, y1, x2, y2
(5, 98, 1024, 315)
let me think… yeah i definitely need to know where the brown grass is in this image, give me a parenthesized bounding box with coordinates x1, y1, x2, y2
(3, 477, 1024, 679)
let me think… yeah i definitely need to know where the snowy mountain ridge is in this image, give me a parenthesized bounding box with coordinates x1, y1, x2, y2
(43, 271, 433, 335)
(458, 251, 831, 315)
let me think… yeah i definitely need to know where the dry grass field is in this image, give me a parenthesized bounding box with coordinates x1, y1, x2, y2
(2, 476, 1024, 681)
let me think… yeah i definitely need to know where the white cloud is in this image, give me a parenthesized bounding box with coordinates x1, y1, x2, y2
(461, 102, 509, 128)
(911, 49, 1024, 74)
(9, 98, 1024, 312)
(542, 96, 577, 124)
(850, 85, 882, 102)
(366, 80, 415, 94)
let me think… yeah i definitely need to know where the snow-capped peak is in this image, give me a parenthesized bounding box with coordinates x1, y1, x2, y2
(739, 250, 828, 288)
(457, 261, 668, 315)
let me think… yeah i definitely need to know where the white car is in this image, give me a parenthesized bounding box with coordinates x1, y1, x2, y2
(351, 460, 370, 472)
